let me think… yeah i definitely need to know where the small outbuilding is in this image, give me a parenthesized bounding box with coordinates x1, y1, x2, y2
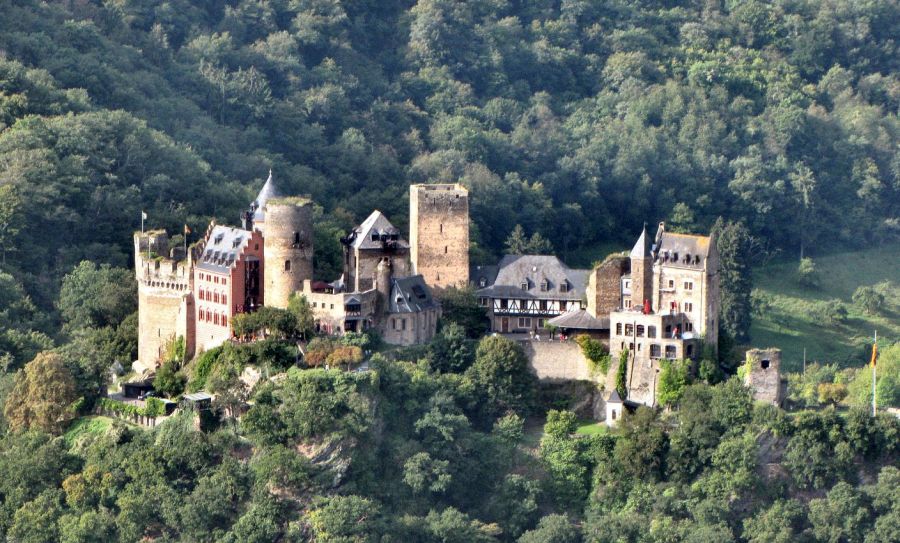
(122, 380, 155, 399)
(605, 390, 624, 428)
(180, 392, 214, 411)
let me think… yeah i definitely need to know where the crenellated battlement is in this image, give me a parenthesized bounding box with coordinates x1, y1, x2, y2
(415, 183, 469, 211)
(133, 231, 194, 291)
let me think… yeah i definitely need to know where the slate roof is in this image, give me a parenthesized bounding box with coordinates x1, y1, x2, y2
(654, 228, 712, 270)
(252, 170, 282, 222)
(470, 264, 500, 288)
(197, 225, 254, 273)
(547, 309, 609, 330)
(389, 275, 439, 314)
(630, 225, 652, 258)
(607, 390, 623, 403)
(476, 255, 589, 301)
(346, 211, 409, 250)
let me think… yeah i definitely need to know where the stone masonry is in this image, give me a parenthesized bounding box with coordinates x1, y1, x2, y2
(409, 184, 469, 289)
(744, 348, 783, 405)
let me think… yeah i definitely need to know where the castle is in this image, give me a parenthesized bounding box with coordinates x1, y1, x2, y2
(135, 174, 469, 370)
(605, 222, 719, 406)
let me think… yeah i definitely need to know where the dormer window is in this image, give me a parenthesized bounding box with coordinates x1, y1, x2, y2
(371, 232, 379, 241)
(479, 277, 487, 288)
(521, 281, 528, 291)
(540, 279, 549, 292)
(559, 281, 569, 293)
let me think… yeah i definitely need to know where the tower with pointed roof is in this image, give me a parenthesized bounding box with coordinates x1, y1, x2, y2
(630, 223, 654, 311)
(244, 169, 282, 234)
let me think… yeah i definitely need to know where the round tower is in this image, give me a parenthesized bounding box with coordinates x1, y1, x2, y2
(264, 197, 314, 308)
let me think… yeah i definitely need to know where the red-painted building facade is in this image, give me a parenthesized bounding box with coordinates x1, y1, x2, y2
(194, 224, 264, 353)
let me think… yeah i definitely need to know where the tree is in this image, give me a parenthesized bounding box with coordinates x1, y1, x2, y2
(504, 224, 554, 255)
(518, 514, 580, 543)
(467, 335, 537, 418)
(429, 322, 475, 373)
(797, 257, 819, 288)
(305, 495, 384, 543)
(0, 184, 22, 264)
(657, 359, 690, 407)
(615, 349, 629, 399)
(153, 360, 186, 398)
(808, 482, 873, 543)
(287, 293, 316, 339)
(852, 285, 884, 315)
(58, 262, 136, 333)
(615, 407, 668, 481)
(711, 218, 755, 343)
(4, 351, 79, 434)
(403, 451, 452, 495)
(439, 286, 489, 337)
(743, 499, 810, 543)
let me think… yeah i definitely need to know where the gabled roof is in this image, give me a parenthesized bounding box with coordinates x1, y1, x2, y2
(252, 170, 282, 222)
(476, 255, 589, 301)
(347, 211, 409, 250)
(608, 390, 623, 403)
(389, 275, 439, 314)
(197, 225, 254, 272)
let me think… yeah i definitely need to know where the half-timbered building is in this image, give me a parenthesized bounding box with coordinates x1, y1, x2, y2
(473, 255, 590, 333)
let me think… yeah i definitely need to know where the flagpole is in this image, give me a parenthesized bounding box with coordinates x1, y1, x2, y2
(141, 211, 145, 234)
(872, 330, 877, 417)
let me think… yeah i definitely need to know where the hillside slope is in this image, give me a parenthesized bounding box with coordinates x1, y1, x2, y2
(750, 243, 900, 371)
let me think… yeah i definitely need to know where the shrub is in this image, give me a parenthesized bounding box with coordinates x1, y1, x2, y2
(797, 257, 819, 288)
(852, 285, 884, 315)
(575, 334, 610, 374)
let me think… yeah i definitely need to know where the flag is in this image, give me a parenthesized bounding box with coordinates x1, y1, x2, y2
(184, 224, 192, 235)
(141, 211, 148, 220)
(870, 341, 878, 368)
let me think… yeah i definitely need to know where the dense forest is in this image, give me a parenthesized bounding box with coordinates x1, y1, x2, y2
(0, 0, 898, 541)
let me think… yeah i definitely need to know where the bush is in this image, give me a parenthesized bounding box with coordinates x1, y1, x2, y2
(817, 383, 848, 405)
(797, 258, 819, 288)
(812, 299, 848, 325)
(852, 285, 884, 315)
(575, 334, 610, 374)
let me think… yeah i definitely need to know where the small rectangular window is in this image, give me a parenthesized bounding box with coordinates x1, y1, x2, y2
(636, 325, 645, 337)
(684, 281, 693, 290)
(616, 323, 622, 335)
(668, 279, 674, 288)
(648, 326, 657, 338)
(625, 324, 634, 336)
(685, 302, 693, 312)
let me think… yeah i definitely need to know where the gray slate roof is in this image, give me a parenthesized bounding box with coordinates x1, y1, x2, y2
(654, 229, 712, 269)
(389, 275, 439, 314)
(476, 255, 589, 301)
(347, 211, 409, 250)
(253, 170, 282, 222)
(197, 225, 253, 273)
(470, 264, 500, 288)
(607, 390, 623, 403)
(547, 309, 609, 330)
(630, 225, 651, 258)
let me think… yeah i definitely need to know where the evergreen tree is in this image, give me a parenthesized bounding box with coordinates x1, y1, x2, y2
(712, 218, 754, 343)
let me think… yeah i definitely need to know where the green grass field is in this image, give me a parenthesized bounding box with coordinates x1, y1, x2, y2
(575, 420, 608, 436)
(64, 416, 115, 448)
(750, 243, 900, 372)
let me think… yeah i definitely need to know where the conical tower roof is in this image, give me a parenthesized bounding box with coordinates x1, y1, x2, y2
(253, 169, 282, 222)
(630, 223, 652, 258)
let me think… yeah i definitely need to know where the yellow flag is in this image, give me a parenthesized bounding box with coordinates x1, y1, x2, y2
(184, 224, 192, 235)
(870, 342, 878, 368)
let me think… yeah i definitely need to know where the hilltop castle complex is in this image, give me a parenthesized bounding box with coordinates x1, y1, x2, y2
(136, 174, 720, 409)
(135, 174, 468, 370)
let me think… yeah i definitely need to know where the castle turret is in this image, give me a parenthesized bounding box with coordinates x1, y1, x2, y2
(264, 196, 314, 308)
(375, 257, 392, 314)
(249, 169, 282, 234)
(630, 224, 653, 311)
(410, 184, 469, 290)
(134, 231, 195, 371)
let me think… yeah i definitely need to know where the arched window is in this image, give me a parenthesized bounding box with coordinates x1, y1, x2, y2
(213, 292, 219, 303)
(222, 315, 228, 327)
(213, 313, 219, 325)
(222, 294, 227, 306)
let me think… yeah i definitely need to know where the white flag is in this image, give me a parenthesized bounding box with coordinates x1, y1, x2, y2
(141, 211, 148, 220)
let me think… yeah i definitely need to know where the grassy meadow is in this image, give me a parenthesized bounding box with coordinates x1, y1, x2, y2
(749, 243, 900, 372)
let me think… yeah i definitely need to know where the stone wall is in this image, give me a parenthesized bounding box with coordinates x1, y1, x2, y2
(383, 307, 440, 346)
(521, 340, 594, 381)
(745, 348, 783, 405)
(264, 198, 313, 308)
(409, 184, 469, 289)
(586, 255, 629, 318)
